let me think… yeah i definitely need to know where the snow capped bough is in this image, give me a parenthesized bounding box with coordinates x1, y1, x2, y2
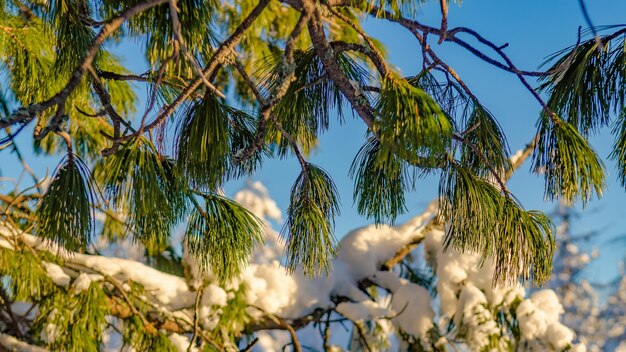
(0, 182, 583, 351)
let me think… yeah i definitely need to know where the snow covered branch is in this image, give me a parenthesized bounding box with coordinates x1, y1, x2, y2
(0, 181, 587, 351)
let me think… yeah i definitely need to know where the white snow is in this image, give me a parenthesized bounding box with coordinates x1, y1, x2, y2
(40, 323, 60, 344)
(0, 181, 590, 351)
(234, 181, 282, 223)
(335, 203, 436, 281)
(335, 300, 390, 322)
(42, 262, 71, 287)
(516, 290, 576, 351)
(169, 333, 197, 352)
(71, 273, 103, 294)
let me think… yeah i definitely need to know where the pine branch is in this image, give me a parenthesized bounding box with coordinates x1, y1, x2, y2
(250, 306, 303, 352)
(326, 7, 390, 77)
(372, 134, 541, 274)
(330, 41, 389, 78)
(0, 0, 170, 129)
(87, 67, 135, 133)
(305, 1, 377, 130)
(168, 0, 225, 99)
(437, 0, 448, 44)
(120, 0, 271, 140)
(366, 6, 556, 78)
(97, 70, 152, 82)
(188, 285, 204, 352)
(234, 11, 312, 163)
(0, 286, 24, 338)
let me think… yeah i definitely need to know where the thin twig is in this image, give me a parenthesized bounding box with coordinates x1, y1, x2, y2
(120, 0, 271, 140)
(104, 275, 156, 334)
(87, 66, 136, 132)
(353, 322, 373, 352)
(240, 338, 259, 352)
(187, 284, 204, 352)
(327, 7, 390, 77)
(323, 311, 332, 352)
(234, 11, 312, 163)
(578, 0, 602, 49)
(168, 0, 226, 99)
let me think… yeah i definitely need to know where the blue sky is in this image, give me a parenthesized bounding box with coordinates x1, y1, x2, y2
(2, 1, 626, 282)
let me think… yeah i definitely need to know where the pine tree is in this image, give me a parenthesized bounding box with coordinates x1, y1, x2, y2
(0, 0, 624, 350)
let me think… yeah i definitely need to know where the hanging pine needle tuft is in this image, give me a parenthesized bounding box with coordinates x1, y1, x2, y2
(439, 164, 555, 286)
(540, 37, 626, 135)
(283, 164, 340, 276)
(350, 137, 410, 225)
(35, 153, 95, 251)
(532, 113, 606, 205)
(460, 103, 511, 176)
(176, 94, 261, 190)
(376, 75, 453, 163)
(99, 138, 187, 250)
(185, 193, 264, 283)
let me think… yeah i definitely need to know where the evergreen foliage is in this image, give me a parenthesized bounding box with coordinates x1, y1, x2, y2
(283, 163, 340, 275)
(34, 282, 109, 352)
(259, 48, 370, 156)
(376, 75, 453, 163)
(460, 104, 510, 177)
(0, 249, 53, 301)
(35, 154, 95, 251)
(350, 137, 412, 225)
(0, 0, 625, 349)
(439, 164, 555, 285)
(176, 94, 260, 189)
(99, 139, 187, 251)
(540, 35, 625, 135)
(532, 113, 606, 205)
(185, 193, 264, 282)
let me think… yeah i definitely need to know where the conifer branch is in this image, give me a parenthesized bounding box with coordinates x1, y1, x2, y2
(326, 8, 390, 77)
(0, 332, 47, 352)
(33, 102, 66, 141)
(330, 41, 389, 79)
(367, 7, 552, 77)
(234, 11, 312, 163)
(168, 0, 225, 99)
(240, 337, 259, 351)
(305, 1, 377, 130)
(123, 0, 271, 139)
(104, 274, 155, 335)
(271, 118, 308, 170)
(452, 133, 510, 195)
(188, 284, 204, 351)
(232, 58, 310, 169)
(87, 67, 135, 134)
(0, 0, 170, 129)
(97, 71, 152, 82)
(251, 306, 303, 352)
(375, 135, 540, 273)
(0, 286, 24, 338)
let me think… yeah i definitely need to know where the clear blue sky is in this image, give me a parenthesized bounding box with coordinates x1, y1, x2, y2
(2, 1, 625, 282)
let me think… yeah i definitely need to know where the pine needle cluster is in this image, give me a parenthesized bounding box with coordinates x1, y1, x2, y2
(1, 7, 625, 349)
